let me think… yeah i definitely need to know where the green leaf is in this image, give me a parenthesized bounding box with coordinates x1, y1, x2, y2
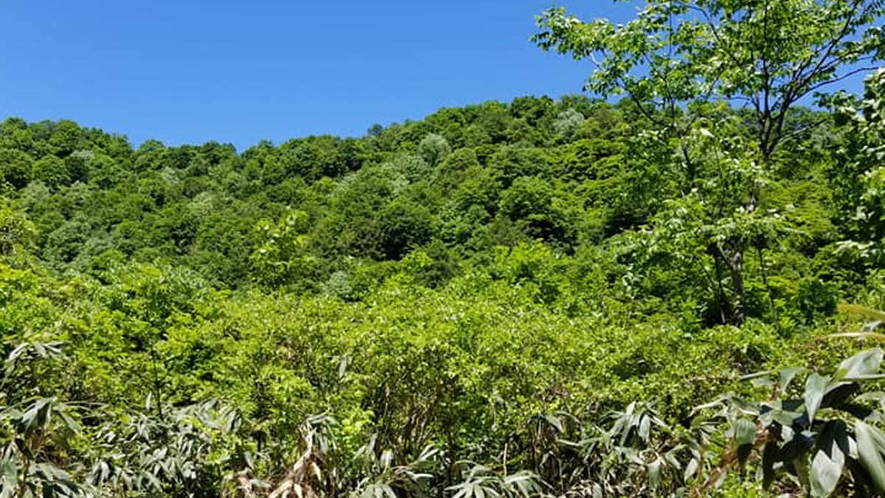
(771, 408, 802, 426)
(810, 421, 847, 498)
(835, 349, 883, 381)
(779, 367, 804, 393)
(503, 472, 541, 498)
(854, 421, 885, 494)
(647, 458, 661, 490)
(734, 418, 757, 446)
(684, 457, 699, 482)
(822, 382, 859, 410)
(855, 391, 885, 403)
(806, 373, 830, 424)
(542, 413, 564, 433)
(752, 376, 775, 388)
(0, 458, 18, 498)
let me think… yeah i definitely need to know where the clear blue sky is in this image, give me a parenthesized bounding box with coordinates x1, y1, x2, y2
(0, 1, 868, 150)
(0, 0, 633, 149)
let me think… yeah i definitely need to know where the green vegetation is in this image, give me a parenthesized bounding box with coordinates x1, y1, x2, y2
(2, 0, 885, 496)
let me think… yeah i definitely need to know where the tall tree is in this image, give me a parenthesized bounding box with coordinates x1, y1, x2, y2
(536, 0, 885, 324)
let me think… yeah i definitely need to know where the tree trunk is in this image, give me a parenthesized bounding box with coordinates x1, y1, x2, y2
(730, 247, 747, 326)
(714, 242, 747, 327)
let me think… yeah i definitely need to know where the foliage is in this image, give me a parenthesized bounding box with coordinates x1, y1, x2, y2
(535, 0, 885, 324)
(0, 7, 883, 495)
(691, 347, 885, 497)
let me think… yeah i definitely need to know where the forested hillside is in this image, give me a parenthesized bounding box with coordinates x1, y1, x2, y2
(3, 0, 885, 496)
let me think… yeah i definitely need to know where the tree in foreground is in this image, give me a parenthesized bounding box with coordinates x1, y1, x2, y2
(535, 0, 885, 324)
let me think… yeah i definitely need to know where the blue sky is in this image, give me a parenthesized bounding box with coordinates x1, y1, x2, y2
(0, 0, 633, 149)
(0, 1, 869, 150)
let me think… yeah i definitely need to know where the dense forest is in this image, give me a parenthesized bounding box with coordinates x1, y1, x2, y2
(3, 0, 885, 496)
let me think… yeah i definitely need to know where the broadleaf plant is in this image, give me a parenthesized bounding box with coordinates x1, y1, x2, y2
(695, 348, 885, 496)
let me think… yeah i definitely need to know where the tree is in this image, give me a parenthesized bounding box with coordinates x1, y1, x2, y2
(378, 198, 435, 260)
(0, 148, 33, 189)
(65, 150, 92, 184)
(418, 133, 451, 167)
(250, 210, 317, 289)
(553, 108, 585, 139)
(498, 176, 581, 246)
(32, 156, 70, 190)
(0, 202, 35, 258)
(535, 0, 885, 324)
(822, 68, 885, 280)
(536, 0, 885, 160)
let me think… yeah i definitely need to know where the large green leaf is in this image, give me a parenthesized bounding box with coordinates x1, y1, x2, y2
(822, 382, 859, 410)
(0, 458, 18, 498)
(854, 421, 885, 494)
(733, 418, 757, 466)
(809, 421, 847, 498)
(647, 458, 661, 491)
(835, 349, 884, 381)
(502, 471, 542, 498)
(733, 418, 757, 447)
(779, 367, 804, 393)
(806, 373, 829, 424)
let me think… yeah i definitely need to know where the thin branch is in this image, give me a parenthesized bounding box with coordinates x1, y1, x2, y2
(805, 64, 879, 94)
(791, 0, 864, 97)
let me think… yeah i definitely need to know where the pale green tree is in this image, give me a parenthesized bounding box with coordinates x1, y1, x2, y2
(553, 108, 585, 138)
(418, 133, 451, 167)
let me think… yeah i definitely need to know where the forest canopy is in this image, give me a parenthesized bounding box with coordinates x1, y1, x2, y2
(2, 0, 885, 496)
